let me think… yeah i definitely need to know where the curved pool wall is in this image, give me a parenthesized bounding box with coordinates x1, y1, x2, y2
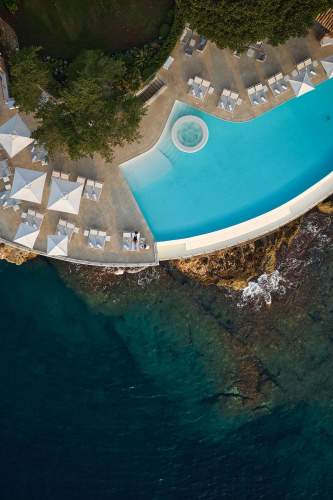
(121, 79, 333, 258)
(156, 172, 333, 260)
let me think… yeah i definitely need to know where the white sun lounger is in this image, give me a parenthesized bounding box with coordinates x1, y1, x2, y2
(163, 56, 174, 71)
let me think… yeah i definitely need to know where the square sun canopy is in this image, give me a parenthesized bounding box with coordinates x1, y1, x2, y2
(10, 167, 47, 204)
(47, 177, 84, 215)
(0, 115, 34, 158)
(14, 222, 40, 249)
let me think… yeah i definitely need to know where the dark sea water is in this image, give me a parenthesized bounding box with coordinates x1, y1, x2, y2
(1, 210, 333, 500)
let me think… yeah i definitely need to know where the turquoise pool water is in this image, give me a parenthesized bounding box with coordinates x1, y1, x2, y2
(122, 79, 333, 241)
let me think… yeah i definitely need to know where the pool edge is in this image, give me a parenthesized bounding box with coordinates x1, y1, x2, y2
(156, 171, 333, 260)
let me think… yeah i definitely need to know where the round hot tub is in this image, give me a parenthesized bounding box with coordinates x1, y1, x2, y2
(171, 115, 209, 153)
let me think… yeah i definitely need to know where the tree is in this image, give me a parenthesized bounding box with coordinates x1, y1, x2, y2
(10, 47, 52, 112)
(33, 50, 144, 161)
(177, 0, 333, 50)
(0, 0, 19, 13)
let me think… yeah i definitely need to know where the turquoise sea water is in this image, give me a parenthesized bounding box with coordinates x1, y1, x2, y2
(122, 79, 333, 241)
(1, 219, 333, 500)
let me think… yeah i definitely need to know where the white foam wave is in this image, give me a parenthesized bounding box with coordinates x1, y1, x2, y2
(237, 270, 288, 309)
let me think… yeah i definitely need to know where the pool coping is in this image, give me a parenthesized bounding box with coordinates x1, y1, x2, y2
(156, 171, 333, 260)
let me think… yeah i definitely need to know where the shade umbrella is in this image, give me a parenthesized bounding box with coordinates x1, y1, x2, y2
(14, 221, 40, 249)
(47, 178, 84, 215)
(321, 57, 333, 79)
(10, 167, 46, 203)
(288, 71, 315, 97)
(47, 233, 68, 256)
(0, 114, 34, 158)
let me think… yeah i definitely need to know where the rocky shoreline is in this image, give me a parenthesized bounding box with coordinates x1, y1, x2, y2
(0, 242, 35, 265)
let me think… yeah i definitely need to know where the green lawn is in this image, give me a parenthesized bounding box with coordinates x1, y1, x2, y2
(1, 0, 174, 58)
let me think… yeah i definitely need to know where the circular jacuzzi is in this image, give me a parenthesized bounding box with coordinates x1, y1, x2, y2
(171, 115, 209, 153)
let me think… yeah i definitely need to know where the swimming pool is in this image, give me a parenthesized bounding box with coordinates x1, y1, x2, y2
(121, 79, 333, 242)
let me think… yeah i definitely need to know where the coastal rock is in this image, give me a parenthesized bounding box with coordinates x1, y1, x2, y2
(317, 200, 333, 215)
(0, 243, 36, 265)
(171, 221, 300, 290)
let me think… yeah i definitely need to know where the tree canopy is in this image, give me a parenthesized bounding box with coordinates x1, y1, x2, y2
(10, 49, 144, 161)
(0, 0, 19, 13)
(177, 0, 333, 50)
(10, 47, 52, 113)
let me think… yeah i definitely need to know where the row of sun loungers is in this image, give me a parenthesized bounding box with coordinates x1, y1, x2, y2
(83, 179, 104, 202)
(295, 58, 318, 76)
(191, 59, 315, 112)
(52, 170, 70, 180)
(267, 73, 289, 96)
(218, 89, 242, 113)
(215, 55, 324, 111)
(123, 231, 150, 251)
(0, 189, 20, 210)
(52, 170, 69, 180)
(22, 209, 44, 226)
(181, 28, 208, 56)
(57, 218, 79, 241)
(247, 84, 269, 105)
(188, 76, 214, 100)
(84, 228, 111, 250)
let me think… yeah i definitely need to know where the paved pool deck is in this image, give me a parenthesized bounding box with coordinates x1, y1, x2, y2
(0, 27, 333, 266)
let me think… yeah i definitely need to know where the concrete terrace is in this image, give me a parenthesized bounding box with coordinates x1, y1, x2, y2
(153, 27, 333, 125)
(0, 106, 157, 267)
(1, 26, 333, 266)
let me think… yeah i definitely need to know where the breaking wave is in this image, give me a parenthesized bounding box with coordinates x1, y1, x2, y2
(238, 270, 288, 309)
(237, 212, 332, 309)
